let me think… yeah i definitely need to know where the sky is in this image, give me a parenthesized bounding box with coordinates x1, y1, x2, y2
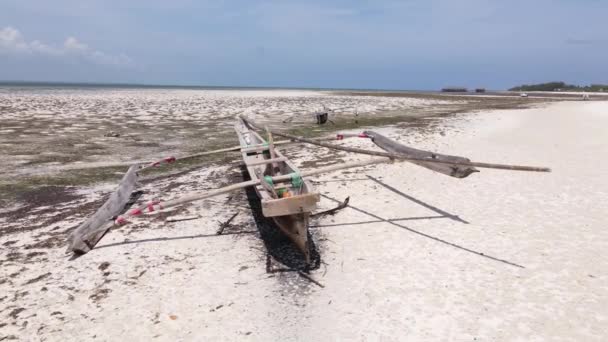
(0, 0, 606, 90)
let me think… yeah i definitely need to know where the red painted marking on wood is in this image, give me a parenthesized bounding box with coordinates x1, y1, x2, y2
(146, 200, 161, 213)
(115, 216, 127, 225)
(129, 208, 142, 216)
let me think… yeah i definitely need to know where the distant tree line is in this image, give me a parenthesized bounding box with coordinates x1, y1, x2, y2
(509, 82, 608, 92)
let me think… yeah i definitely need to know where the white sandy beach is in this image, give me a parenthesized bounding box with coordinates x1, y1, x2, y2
(1, 100, 607, 341)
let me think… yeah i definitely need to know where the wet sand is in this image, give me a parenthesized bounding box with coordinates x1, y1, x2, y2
(1, 91, 607, 340)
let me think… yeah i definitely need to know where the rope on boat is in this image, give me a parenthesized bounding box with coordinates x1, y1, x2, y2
(263, 175, 274, 186)
(290, 172, 304, 188)
(246, 142, 269, 147)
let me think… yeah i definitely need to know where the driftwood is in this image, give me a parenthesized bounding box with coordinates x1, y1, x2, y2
(216, 211, 239, 235)
(66, 165, 139, 254)
(297, 271, 325, 288)
(166, 215, 199, 222)
(363, 131, 479, 178)
(240, 115, 551, 173)
(311, 197, 350, 218)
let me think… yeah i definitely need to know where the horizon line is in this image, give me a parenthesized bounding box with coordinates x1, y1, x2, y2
(0, 80, 495, 92)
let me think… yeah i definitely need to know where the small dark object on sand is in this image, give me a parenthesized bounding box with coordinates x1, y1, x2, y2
(316, 112, 328, 124)
(104, 131, 121, 137)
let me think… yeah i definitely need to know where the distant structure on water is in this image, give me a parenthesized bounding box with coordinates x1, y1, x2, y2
(441, 87, 468, 93)
(475, 88, 486, 93)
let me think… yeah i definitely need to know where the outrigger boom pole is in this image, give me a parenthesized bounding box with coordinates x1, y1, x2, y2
(239, 115, 551, 173)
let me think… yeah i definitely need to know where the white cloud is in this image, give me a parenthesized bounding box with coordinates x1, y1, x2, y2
(30, 40, 62, 55)
(0, 26, 133, 67)
(63, 36, 88, 51)
(0, 26, 28, 51)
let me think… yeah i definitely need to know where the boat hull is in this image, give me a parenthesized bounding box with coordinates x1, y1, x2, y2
(235, 117, 319, 264)
(273, 213, 311, 264)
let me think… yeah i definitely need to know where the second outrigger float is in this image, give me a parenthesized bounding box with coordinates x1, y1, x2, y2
(66, 114, 551, 266)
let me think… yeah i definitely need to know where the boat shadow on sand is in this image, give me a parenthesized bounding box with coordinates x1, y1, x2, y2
(240, 166, 321, 273)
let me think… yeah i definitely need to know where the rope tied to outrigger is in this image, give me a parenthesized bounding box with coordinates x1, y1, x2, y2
(290, 172, 304, 190)
(263, 175, 274, 186)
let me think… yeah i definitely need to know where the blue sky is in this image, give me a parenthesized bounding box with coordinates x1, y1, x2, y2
(0, 0, 606, 89)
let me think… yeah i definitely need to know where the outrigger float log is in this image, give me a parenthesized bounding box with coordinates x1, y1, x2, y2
(66, 115, 550, 263)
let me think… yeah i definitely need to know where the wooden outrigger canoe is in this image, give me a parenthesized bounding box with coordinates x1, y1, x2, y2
(235, 117, 320, 263)
(65, 114, 550, 259)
